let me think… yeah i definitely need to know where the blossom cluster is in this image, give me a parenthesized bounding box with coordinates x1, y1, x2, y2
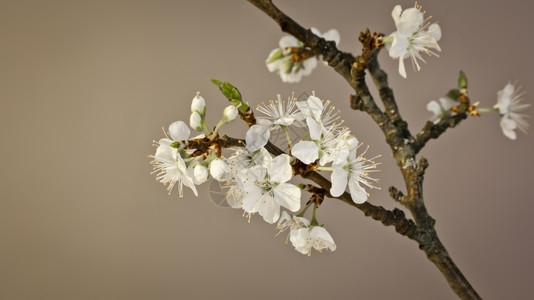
(266, 28, 340, 83)
(150, 88, 380, 255)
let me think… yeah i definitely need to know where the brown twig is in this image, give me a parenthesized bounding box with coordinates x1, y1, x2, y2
(247, 0, 481, 299)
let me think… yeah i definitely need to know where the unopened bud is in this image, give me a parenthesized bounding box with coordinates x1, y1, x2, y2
(190, 111, 202, 131)
(191, 92, 206, 115)
(223, 105, 238, 122)
(210, 159, 230, 181)
(193, 164, 208, 184)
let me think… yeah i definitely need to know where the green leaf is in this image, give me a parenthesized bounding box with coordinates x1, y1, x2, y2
(210, 78, 248, 112)
(458, 71, 468, 89)
(210, 78, 242, 101)
(171, 142, 180, 148)
(447, 89, 460, 101)
(231, 99, 249, 112)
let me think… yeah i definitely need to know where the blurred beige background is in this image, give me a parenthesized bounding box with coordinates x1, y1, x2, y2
(1, 0, 533, 299)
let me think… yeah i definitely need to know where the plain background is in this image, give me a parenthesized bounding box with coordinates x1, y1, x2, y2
(1, 0, 533, 299)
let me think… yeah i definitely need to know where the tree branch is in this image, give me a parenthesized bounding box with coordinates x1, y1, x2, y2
(247, 0, 481, 298)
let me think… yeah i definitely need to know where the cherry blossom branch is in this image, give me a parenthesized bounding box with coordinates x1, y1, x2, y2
(367, 49, 412, 139)
(247, 0, 481, 299)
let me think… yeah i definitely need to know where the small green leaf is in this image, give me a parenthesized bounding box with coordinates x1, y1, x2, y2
(231, 99, 249, 113)
(210, 78, 242, 101)
(171, 142, 180, 148)
(447, 89, 460, 101)
(210, 78, 248, 112)
(458, 71, 468, 89)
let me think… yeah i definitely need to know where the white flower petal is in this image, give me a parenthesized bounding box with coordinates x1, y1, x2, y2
(391, 5, 402, 26)
(398, 56, 407, 78)
(269, 154, 292, 184)
(246, 125, 270, 152)
(307, 117, 323, 141)
(307, 95, 323, 121)
(348, 177, 368, 204)
(279, 35, 299, 49)
(273, 183, 301, 212)
(398, 7, 423, 35)
(292, 141, 319, 164)
(168, 120, 190, 141)
(321, 29, 340, 46)
(428, 23, 442, 41)
(330, 166, 348, 197)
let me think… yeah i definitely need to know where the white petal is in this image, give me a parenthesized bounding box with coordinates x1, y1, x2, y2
(438, 97, 455, 110)
(307, 117, 323, 141)
(246, 125, 270, 152)
(388, 32, 409, 58)
(279, 35, 299, 48)
(391, 5, 402, 26)
(428, 23, 442, 41)
(348, 177, 368, 204)
(268, 154, 292, 183)
(292, 141, 319, 164)
(307, 95, 323, 121)
(290, 228, 310, 249)
(321, 29, 340, 45)
(500, 117, 517, 140)
(295, 100, 310, 117)
(277, 211, 292, 227)
(310, 226, 336, 251)
(259, 197, 281, 224)
(273, 183, 301, 212)
(427, 100, 441, 116)
(300, 57, 318, 76)
(168, 121, 190, 141)
(398, 56, 407, 78)
(398, 7, 423, 35)
(330, 166, 348, 197)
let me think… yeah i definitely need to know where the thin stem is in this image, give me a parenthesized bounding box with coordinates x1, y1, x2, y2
(310, 203, 319, 226)
(212, 119, 225, 136)
(297, 201, 313, 217)
(316, 166, 334, 171)
(280, 125, 293, 149)
(201, 119, 211, 135)
(478, 107, 499, 113)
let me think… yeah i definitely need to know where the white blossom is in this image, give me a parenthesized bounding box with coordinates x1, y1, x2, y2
(330, 141, 380, 204)
(385, 4, 441, 78)
(150, 121, 197, 197)
(296, 94, 341, 133)
(290, 226, 336, 256)
(265, 28, 340, 83)
(427, 97, 457, 124)
(240, 154, 301, 224)
(256, 93, 306, 129)
(495, 82, 530, 140)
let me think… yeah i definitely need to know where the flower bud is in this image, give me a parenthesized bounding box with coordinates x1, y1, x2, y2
(193, 164, 208, 184)
(191, 92, 206, 115)
(210, 159, 230, 181)
(190, 111, 202, 131)
(223, 105, 238, 122)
